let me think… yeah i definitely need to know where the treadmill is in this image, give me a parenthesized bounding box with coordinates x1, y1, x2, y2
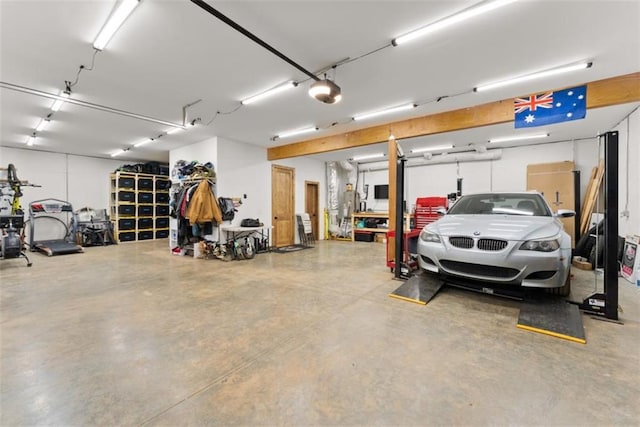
(29, 198, 83, 256)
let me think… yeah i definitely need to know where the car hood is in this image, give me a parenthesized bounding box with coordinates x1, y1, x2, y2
(426, 215, 562, 241)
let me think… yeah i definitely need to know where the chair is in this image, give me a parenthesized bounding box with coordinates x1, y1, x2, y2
(296, 213, 315, 247)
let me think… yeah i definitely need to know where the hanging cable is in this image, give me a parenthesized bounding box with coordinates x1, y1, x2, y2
(205, 104, 244, 126)
(623, 116, 630, 217)
(69, 49, 100, 88)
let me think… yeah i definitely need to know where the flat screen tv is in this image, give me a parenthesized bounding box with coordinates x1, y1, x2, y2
(374, 184, 389, 200)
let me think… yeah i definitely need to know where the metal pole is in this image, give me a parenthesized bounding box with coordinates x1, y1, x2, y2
(604, 131, 619, 320)
(394, 158, 405, 279)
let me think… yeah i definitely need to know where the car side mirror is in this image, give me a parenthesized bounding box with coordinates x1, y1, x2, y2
(436, 208, 447, 216)
(555, 209, 575, 218)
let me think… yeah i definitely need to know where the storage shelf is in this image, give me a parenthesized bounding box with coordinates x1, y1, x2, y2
(350, 212, 411, 242)
(110, 171, 170, 242)
(355, 227, 388, 233)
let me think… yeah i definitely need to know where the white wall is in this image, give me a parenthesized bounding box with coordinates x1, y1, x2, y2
(491, 142, 575, 191)
(171, 137, 326, 244)
(354, 139, 600, 212)
(359, 169, 389, 213)
(0, 146, 124, 212)
(615, 108, 640, 238)
(168, 136, 218, 178)
(216, 137, 270, 227)
(68, 155, 130, 209)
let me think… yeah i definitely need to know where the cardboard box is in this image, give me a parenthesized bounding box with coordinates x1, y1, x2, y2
(572, 256, 592, 270)
(354, 231, 374, 242)
(620, 235, 640, 285)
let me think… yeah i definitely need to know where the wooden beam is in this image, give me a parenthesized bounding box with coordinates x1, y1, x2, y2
(267, 72, 640, 161)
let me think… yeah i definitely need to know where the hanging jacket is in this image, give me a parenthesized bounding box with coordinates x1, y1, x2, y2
(186, 180, 222, 225)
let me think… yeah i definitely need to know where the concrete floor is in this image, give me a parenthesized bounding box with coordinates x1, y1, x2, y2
(1, 239, 639, 426)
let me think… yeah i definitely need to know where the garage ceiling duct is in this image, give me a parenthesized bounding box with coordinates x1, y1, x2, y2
(422, 150, 502, 164)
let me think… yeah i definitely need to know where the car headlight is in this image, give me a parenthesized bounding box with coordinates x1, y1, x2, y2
(519, 239, 560, 252)
(420, 230, 441, 243)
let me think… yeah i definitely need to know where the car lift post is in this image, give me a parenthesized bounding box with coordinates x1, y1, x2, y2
(578, 131, 619, 321)
(394, 154, 407, 280)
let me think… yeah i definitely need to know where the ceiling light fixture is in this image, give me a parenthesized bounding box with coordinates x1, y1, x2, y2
(111, 148, 127, 157)
(166, 127, 183, 135)
(93, 0, 141, 50)
(50, 91, 70, 112)
(392, 0, 518, 46)
(309, 79, 342, 104)
(410, 144, 454, 153)
(474, 62, 593, 92)
(489, 133, 549, 143)
(276, 126, 318, 139)
(351, 153, 386, 162)
(26, 134, 36, 146)
(133, 138, 153, 148)
(35, 118, 50, 132)
(353, 103, 417, 121)
(241, 81, 298, 105)
(2, 81, 186, 128)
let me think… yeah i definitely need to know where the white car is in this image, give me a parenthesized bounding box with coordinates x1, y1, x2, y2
(417, 192, 574, 295)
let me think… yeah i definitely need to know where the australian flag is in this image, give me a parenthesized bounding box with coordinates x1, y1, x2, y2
(514, 85, 587, 128)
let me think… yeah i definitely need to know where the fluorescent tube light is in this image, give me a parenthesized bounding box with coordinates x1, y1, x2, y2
(411, 144, 453, 153)
(489, 133, 549, 143)
(276, 126, 318, 139)
(26, 135, 35, 146)
(166, 127, 183, 135)
(50, 91, 70, 112)
(474, 62, 593, 92)
(35, 119, 50, 132)
(351, 153, 386, 161)
(353, 103, 417, 121)
(93, 0, 140, 50)
(133, 138, 153, 147)
(241, 81, 297, 105)
(111, 149, 126, 157)
(392, 0, 518, 46)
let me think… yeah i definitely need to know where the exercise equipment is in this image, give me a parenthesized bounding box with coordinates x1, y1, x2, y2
(1, 163, 39, 266)
(71, 208, 116, 246)
(0, 215, 32, 266)
(28, 199, 83, 256)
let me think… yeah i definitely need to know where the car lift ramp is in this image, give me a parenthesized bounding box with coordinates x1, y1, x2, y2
(390, 273, 586, 343)
(517, 297, 585, 344)
(388, 273, 444, 305)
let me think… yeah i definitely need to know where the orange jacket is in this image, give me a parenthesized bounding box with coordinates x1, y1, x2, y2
(186, 180, 222, 225)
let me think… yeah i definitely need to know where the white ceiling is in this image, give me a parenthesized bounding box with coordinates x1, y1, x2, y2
(1, 0, 639, 164)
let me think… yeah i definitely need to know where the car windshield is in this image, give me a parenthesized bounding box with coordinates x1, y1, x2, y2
(447, 193, 551, 216)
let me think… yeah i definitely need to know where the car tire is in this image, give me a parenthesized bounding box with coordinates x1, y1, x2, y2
(589, 242, 605, 269)
(575, 234, 595, 258)
(242, 239, 255, 259)
(547, 272, 571, 297)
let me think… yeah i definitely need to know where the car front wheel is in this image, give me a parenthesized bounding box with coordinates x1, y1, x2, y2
(546, 272, 571, 297)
